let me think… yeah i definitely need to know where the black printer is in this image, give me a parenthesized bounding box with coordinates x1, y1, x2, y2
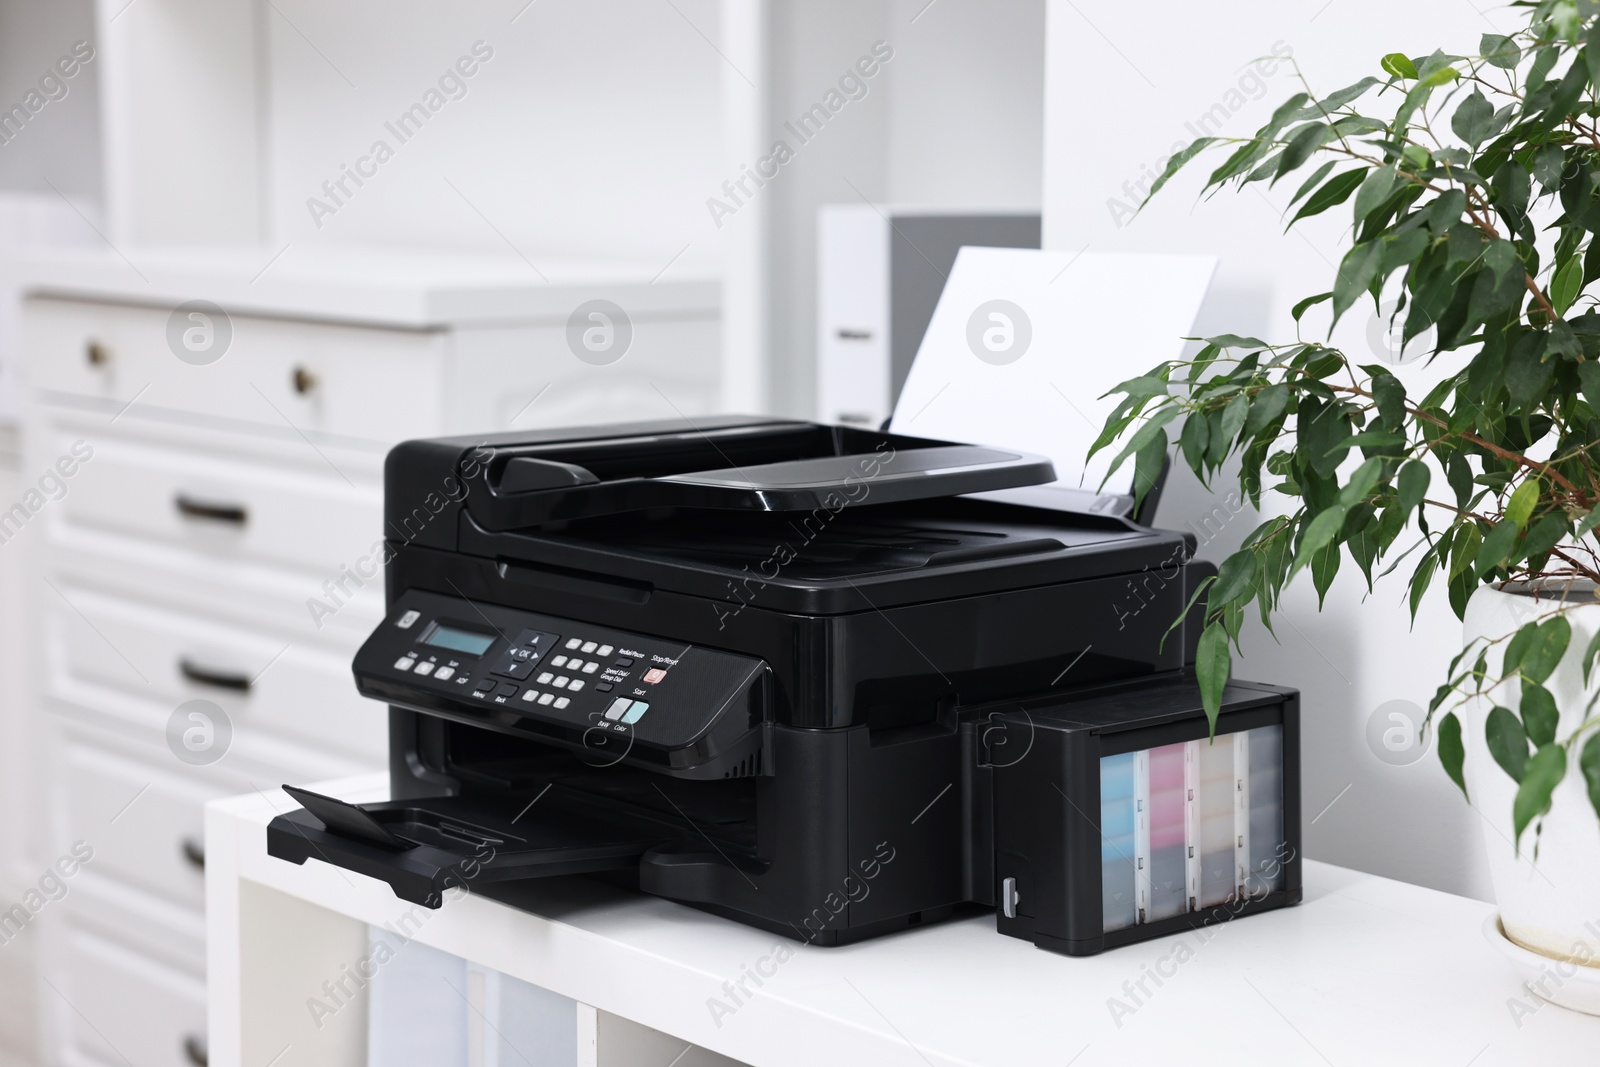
(270, 417, 1301, 956)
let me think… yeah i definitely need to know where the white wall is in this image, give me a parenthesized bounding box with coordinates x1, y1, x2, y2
(0, 0, 101, 200)
(1044, 0, 1521, 899)
(262, 0, 725, 275)
(763, 0, 1046, 417)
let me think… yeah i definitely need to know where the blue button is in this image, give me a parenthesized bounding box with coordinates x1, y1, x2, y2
(621, 701, 649, 725)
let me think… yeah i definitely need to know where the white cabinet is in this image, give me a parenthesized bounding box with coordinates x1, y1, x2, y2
(19, 248, 720, 1067)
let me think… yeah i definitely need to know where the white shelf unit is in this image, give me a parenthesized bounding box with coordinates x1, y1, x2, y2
(16, 247, 719, 1067)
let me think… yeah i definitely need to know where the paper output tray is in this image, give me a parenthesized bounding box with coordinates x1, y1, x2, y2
(267, 787, 659, 908)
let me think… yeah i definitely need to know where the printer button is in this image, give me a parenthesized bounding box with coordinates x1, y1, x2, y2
(597, 644, 614, 657)
(642, 668, 667, 684)
(538, 692, 556, 705)
(474, 679, 496, 694)
(495, 683, 518, 699)
(396, 610, 421, 629)
(565, 638, 582, 650)
(621, 701, 649, 725)
(413, 661, 435, 676)
(568, 679, 585, 692)
(435, 666, 455, 681)
(536, 672, 554, 684)
(615, 657, 634, 667)
(554, 676, 571, 688)
(394, 656, 416, 671)
(581, 641, 598, 653)
(551, 655, 568, 667)
(595, 682, 614, 693)
(521, 689, 538, 702)
(605, 697, 633, 721)
(553, 697, 571, 709)
(581, 662, 599, 674)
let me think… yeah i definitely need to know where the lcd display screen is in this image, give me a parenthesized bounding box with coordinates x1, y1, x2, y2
(422, 624, 495, 656)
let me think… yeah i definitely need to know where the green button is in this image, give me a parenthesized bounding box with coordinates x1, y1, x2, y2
(621, 700, 649, 724)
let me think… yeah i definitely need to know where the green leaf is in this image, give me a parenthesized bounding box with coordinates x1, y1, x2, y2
(1519, 616, 1572, 685)
(1580, 734, 1600, 821)
(1311, 543, 1340, 606)
(1481, 33, 1520, 70)
(1291, 292, 1333, 322)
(1551, 256, 1584, 315)
(1531, 144, 1566, 189)
(1145, 138, 1218, 202)
(1477, 519, 1519, 578)
(1219, 392, 1250, 448)
(1371, 370, 1406, 431)
(1209, 550, 1258, 608)
(1288, 160, 1339, 207)
(1439, 711, 1468, 799)
(1583, 627, 1600, 686)
(1451, 89, 1494, 146)
(1521, 684, 1560, 747)
(1289, 168, 1367, 226)
(1339, 457, 1385, 505)
(1398, 460, 1430, 517)
(1487, 705, 1530, 781)
(1575, 501, 1600, 539)
(1179, 411, 1210, 471)
(1132, 431, 1167, 510)
(1448, 454, 1473, 510)
(1204, 333, 1269, 349)
(1274, 123, 1335, 184)
(1579, 361, 1600, 410)
(1245, 383, 1290, 433)
(1297, 504, 1350, 569)
(1332, 241, 1385, 323)
(1409, 549, 1438, 617)
(1195, 622, 1231, 733)
(1506, 477, 1541, 528)
(1382, 52, 1418, 79)
(1518, 512, 1571, 565)
(1425, 188, 1467, 233)
(1483, 238, 1521, 286)
(1353, 166, 1399, 227)
(1319, 76, 1381, 112)
(1513, 744, 1567, 853)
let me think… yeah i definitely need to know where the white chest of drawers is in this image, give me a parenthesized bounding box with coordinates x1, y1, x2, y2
(11, 246, 720, 1067)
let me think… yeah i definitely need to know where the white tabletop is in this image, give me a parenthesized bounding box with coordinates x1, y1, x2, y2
(3, 245, 717, 329)
(208, 774, 1597, 1066)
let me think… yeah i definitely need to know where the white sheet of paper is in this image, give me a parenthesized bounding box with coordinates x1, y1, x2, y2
(889, 247, 1216, 503)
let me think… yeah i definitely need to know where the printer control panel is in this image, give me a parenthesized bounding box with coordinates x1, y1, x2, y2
(353, 589, 767, 770)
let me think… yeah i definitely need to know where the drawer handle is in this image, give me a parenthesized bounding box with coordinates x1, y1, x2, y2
(182, 1032, 208, 1066)
(178, 658, 253, 692)
(85, 340, 110, 366)
(292, 365, 318, 395)
(181, 836, 205, 871)
(174, 494, 248, 525)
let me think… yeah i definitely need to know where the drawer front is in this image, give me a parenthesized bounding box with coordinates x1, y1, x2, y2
(50, 584, 386, 763)
(40, 418, 383, 576)
(47, 519, 385, 650)
(66, 871, 207, 975)
(63, 928, 206, 1067)
(62, 740, 216, 909)
(27, 296, 444, 443)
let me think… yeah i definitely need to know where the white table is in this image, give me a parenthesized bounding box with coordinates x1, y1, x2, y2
(207, 775, 1597, 1067)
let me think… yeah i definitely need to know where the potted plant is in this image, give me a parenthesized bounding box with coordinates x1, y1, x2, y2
(1095, 0, 1600, 1009)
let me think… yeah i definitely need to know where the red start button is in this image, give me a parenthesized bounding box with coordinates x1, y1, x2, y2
(642, 668, 668, 684)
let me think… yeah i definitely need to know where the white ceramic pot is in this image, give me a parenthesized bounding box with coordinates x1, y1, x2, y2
(1462, 583, 1600, 969)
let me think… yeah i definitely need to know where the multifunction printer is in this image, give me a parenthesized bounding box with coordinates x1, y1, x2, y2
(270, 418, 1300, 955)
